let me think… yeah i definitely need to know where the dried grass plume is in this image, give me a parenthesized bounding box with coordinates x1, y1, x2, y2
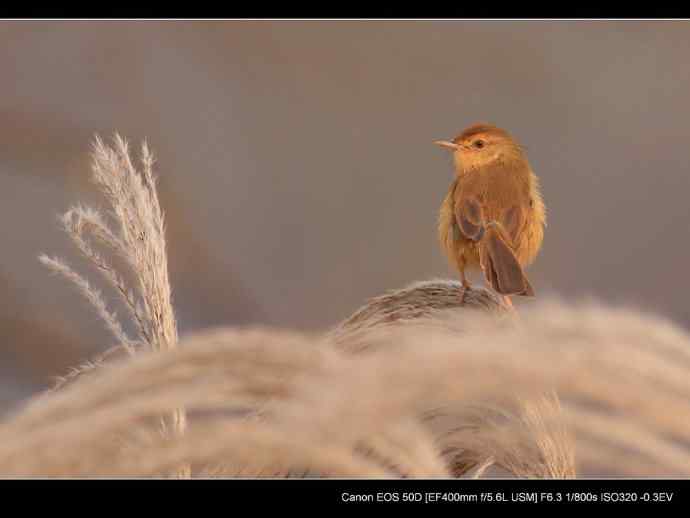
(38, 135, 188, 476)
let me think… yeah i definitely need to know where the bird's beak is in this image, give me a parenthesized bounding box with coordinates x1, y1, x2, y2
(434, 140, 460, 150)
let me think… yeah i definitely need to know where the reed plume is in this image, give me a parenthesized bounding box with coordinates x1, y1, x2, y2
(3, 296, 690, 477)
(38, 135, 188, 477)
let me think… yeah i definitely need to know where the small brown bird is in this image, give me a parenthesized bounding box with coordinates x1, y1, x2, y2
(435, 123, 546, 307)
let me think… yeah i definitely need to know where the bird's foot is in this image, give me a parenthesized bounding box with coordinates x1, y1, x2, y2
(460, 282, 472, 305)
(501, 295, 516, 312)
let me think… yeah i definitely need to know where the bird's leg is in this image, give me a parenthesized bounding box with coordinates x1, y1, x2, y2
(459, 265, 472, 305)
(501, 295, 515, 310)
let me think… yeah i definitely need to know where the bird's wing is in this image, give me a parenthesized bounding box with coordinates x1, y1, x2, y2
(502, 204, 527, 247)
(454, 195, 486, 242)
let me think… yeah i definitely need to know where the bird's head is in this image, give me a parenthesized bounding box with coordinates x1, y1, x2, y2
(435, 123, 526, 172)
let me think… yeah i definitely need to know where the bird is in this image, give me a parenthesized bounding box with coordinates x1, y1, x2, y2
(435, 123, 546, 308)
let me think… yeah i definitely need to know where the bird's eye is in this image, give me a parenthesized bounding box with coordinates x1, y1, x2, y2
(473, 140, 485, 149)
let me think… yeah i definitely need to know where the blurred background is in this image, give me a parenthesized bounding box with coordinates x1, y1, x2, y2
(1, 20, 690, 415)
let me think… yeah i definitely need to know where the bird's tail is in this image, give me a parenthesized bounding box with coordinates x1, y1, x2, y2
(478, 222, 535, 297)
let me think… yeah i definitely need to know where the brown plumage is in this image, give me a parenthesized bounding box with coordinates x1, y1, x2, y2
(435, 123, 546, 305)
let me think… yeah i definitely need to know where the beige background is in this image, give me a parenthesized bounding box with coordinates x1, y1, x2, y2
(2, 21, 690, 413)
